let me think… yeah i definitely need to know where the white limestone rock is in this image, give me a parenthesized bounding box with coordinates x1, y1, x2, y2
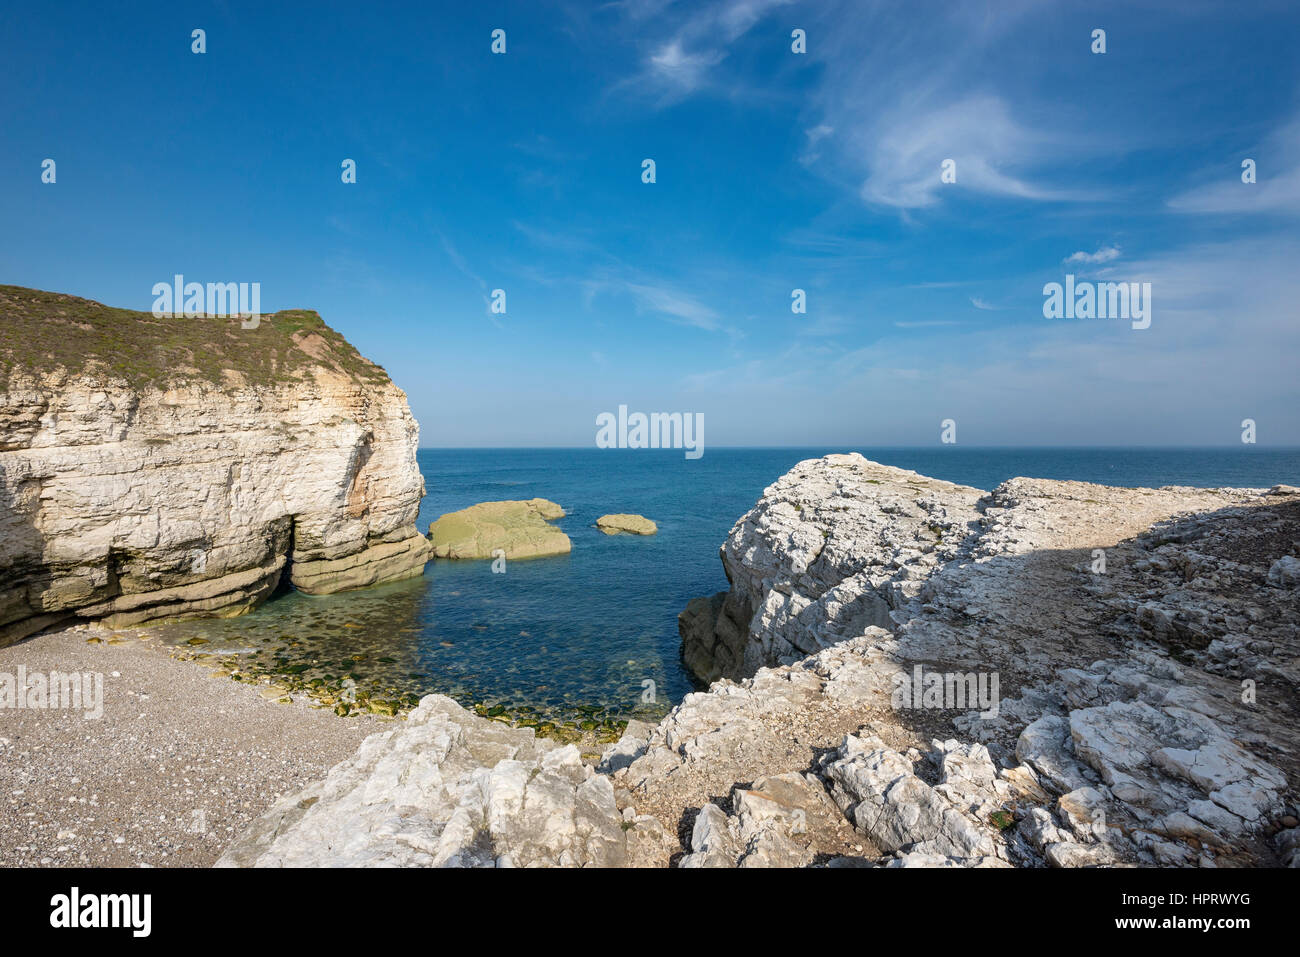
(1267, 555, 1299, 587)
(217, 695, 672, 868)
(820, 734, 1000, 862)
(679, 454, 984, 682)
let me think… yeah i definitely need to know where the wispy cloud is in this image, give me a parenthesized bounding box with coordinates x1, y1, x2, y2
(857, 95, 1090, 209)
(893, 318, 962, 328)
(797, 311, 854, 337)
(622, 281, 722, 330)
(1167, 116, 1300, 215)
(436, 230, 488, 293)
(722, 236, 1300, 444)
(800, 124, 834, 165)
(435, 229, 507, 327)
(511, 220, 733, 334)
(605, 2, 1104, 207)
(969, 296, 996, 310)
(616, 0, 793, 100)
(647, 40, 724, 92)
(779, 2, 1109, 212)
(905, 280, 977, 289)
(581, 276, 726, 332)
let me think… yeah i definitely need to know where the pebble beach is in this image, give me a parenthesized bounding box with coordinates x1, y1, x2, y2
(0, 624, 385, 867)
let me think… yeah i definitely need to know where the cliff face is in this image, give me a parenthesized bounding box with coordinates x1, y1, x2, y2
(0, 286, 431, 645)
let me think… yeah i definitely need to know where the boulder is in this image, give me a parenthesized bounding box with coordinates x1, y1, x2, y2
(674, 453, 985, 682)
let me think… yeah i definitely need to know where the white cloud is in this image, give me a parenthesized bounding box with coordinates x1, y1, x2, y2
(646, 39, 725, 91)
(969, 296, 996, 310)
(623, 281, 721, 329)
(436, 230, 487, 292)
(1064, 246, 1122, 265)
(800, 124, 834, 164)
(671, 236, 1300, 444)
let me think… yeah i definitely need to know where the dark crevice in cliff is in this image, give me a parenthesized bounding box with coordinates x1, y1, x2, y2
(103, 548, 124, 601)
(271, 516, 299, 599)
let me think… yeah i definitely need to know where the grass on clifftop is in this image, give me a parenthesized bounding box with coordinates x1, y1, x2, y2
(0, 285, 392, 389)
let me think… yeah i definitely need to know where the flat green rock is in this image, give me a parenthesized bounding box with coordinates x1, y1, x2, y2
(428, 498, 571, 559)
(596, 513, 658, 535)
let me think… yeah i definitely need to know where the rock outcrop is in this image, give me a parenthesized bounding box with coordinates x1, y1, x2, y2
(0, 286, 431, 645)
(679, 454, 984, 684)
(655, 453, 1299, 867)
(221, 453, 1300, 867)
(596, 513, 657, 535)
(428, 499, 570, 559)
(217, 695, 674, 867)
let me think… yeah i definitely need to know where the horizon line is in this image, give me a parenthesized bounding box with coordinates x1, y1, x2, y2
(414, 444, 1300, 451)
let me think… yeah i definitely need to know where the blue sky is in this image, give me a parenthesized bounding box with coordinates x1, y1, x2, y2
(3, 0, 1298, 446)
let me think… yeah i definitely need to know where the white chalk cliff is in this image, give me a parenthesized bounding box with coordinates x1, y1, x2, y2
(0, 286, 431, 645)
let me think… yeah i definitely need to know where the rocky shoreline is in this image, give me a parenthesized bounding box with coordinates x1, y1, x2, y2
(220, 453, 1300, 868)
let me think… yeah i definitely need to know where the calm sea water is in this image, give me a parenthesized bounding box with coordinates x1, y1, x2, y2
(155, 447, 1300, 726)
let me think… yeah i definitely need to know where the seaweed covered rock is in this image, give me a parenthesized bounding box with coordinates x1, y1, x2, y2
(428, 498, 570, 560)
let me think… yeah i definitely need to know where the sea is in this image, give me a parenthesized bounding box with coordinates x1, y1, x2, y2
(153, 447, 1300, 730)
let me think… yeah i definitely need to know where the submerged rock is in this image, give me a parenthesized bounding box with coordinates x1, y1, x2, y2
(427, 498, 570, 560)
(596, 513, 657, 536)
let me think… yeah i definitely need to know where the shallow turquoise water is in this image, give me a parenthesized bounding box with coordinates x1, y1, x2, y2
(155, 447, 1300, 724)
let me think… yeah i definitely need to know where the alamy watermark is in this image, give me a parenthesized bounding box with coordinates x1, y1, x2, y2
(151, 274, 261, 328)
(596, 405, 704, 459)
(891, 665, 999, 719)
(1043, 274, 1151, 330)
(50, 887, 150, 937)
(1, 666, 103, 719)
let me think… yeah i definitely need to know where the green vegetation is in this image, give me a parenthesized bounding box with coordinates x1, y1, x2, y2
(0, 285, 391, 388)
(152, 631, 642, 745)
